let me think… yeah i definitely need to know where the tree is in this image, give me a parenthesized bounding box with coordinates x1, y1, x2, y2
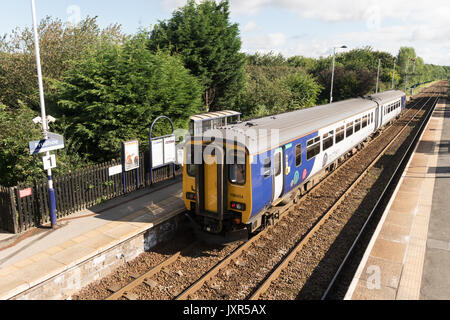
(0, 16, 125, 110)
(51, 37, 203, 162)
(147, 0, 245, 112)
(397, 47, 416, 89)
(283, 72, 323, 111)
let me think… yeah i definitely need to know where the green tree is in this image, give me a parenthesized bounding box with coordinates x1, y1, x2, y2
(147, 0, 245, 112)
(283, 72, 323, 111)
(52, 37, 203, 162)
(0, 16, 124, 110)
(397, 47, 416, 89)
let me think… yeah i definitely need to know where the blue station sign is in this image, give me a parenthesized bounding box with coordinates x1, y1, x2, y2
(29, 132, 65, 155)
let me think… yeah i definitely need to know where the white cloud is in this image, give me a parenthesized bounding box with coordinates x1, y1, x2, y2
(242, 32, 287, 52)
(242, 21, 260, 33)
(160, 0, 450, 65)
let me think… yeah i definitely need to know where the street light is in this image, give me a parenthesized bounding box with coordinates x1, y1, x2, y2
(376, 58, 381, 94)
(330, 45, 347, 104)
(31, 0, 57, 228)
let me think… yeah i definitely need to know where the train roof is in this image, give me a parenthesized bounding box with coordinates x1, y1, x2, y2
(366, 90, 405, 104)
(200, 90, 405, 155)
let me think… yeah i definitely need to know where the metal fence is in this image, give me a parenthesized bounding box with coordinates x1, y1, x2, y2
(0, 152, 181, 234)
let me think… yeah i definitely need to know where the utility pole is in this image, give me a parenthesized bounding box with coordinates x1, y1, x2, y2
(31, 0, 57, 228)
(392, 58, 396, 89)
(411, 59, 416, 95)
(404, 57, 410, 93)
(376, 59, 381, 94)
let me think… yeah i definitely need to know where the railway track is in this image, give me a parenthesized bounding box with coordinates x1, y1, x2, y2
(251, 89, 443, 300)
(73, 82, 446, 300)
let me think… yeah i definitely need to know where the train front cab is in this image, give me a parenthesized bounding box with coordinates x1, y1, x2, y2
(183, 139, 252, 243)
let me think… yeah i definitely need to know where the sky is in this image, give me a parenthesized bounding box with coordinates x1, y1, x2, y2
(0, 0, 449, 66)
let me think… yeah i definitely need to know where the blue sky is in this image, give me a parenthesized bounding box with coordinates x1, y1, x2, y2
(1, 0, 449, 65)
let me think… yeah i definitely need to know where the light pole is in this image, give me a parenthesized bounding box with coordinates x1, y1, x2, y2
(31, 0, 57, 228)
(330, 45, 347, 104)
(392, 58, 396, 89)
(376, 59, 381, 94)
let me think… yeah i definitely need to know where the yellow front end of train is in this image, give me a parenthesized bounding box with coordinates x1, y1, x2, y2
(182, 139, 252, 241)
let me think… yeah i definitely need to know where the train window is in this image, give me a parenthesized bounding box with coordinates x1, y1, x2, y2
(185, 145, 196, 177)
(362, 115, 368, 128)
(295, 144, 302, 167)
(263, 158, 271, 178)
(346, 122, 354, 137)
(307, 136, 321, 160)
(371, 113, 373, 124)
(228, 150, 246, 185)
(323, 131, 334, 151)
(354, 119, 361, 132)
(186, 164, 196, 177)
(274, 152, 282, 176)
(336, 126, 345, 143)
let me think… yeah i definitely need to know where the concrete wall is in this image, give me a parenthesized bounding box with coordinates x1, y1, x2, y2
(12, 215, 184, 300)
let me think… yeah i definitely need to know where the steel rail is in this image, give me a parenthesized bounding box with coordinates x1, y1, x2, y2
(105, 241, 199, 300)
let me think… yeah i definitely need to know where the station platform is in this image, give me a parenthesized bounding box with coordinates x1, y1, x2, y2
(0, 176, 184, 300)
(345, 98, 450, 300)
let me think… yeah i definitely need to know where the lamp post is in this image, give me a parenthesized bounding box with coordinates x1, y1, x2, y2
(376, 58, 381, 94)
(392, 58, 396, 89)
(330, 45, 347, 104)
(31, 0, 57, 228)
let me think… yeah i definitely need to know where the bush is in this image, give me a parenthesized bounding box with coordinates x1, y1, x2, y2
(51, 37, 203, 162)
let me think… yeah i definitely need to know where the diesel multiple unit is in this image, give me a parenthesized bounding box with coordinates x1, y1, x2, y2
(183, 90, 406, 242)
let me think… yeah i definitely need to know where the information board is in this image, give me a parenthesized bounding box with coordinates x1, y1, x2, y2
(151, 139, 164, 168)
(163, 136, 176, 164)
(123, 140, 140, 171)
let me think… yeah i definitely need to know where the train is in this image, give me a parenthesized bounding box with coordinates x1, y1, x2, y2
(182, 90, 406, 243)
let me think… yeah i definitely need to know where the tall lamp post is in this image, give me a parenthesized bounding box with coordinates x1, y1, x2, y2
(376, 58, 381, 94)
(31, 0, 57, 228)
(330, 45, 347, 104)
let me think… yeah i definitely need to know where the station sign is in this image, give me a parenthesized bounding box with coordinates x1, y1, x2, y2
(29, 132, 65, 155)
(42, 154, 57, 170)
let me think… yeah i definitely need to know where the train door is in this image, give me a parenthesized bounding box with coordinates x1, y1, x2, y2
(200, 145, 224, 217)
(272, 147, 284, 202)
(380, 105, 384, 126)
(204, 152, 218, 213)
(374, 106, 380, 130)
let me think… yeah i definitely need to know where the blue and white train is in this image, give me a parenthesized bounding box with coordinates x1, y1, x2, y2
(183, 90, 406, 242)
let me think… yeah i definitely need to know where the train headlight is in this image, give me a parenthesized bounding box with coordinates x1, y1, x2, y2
(231, 202, 246, 211)
(186, 192, 196, 200)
